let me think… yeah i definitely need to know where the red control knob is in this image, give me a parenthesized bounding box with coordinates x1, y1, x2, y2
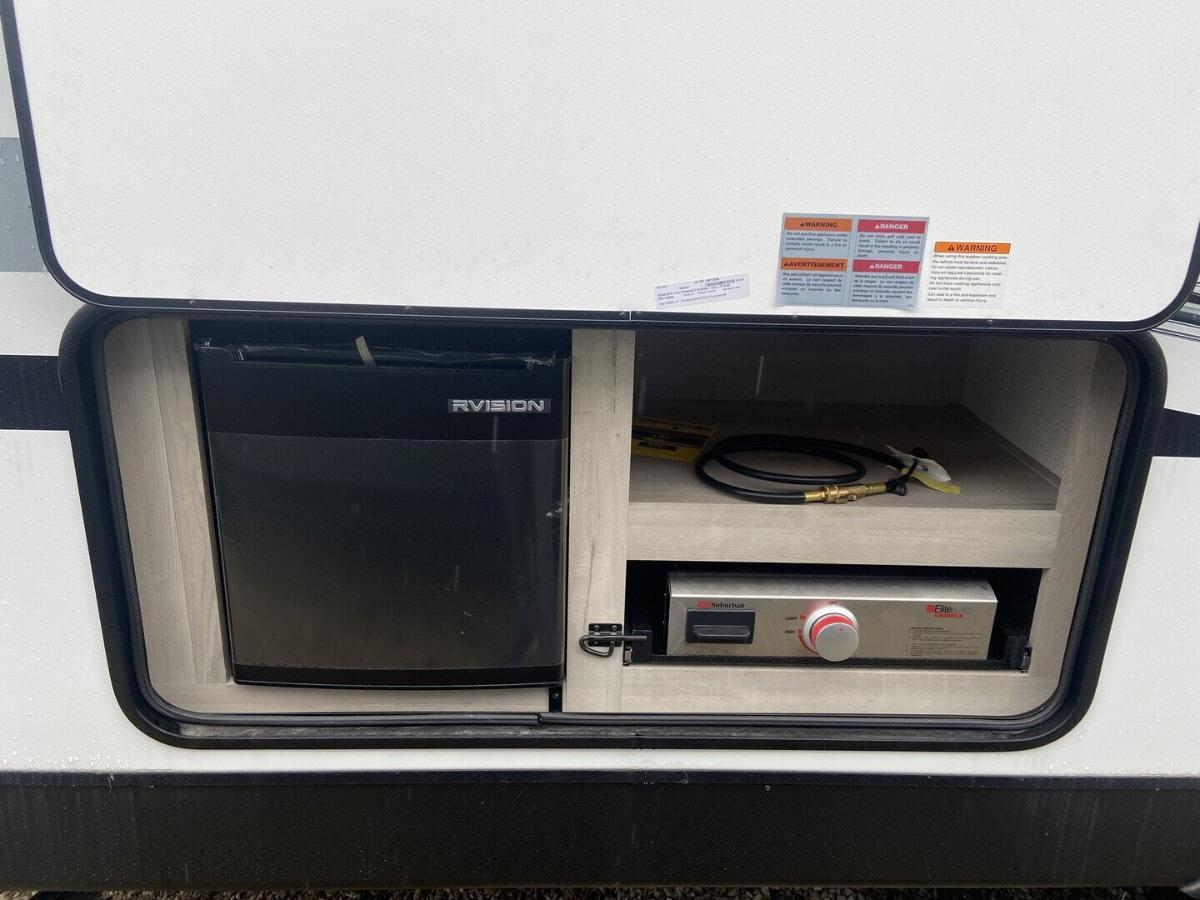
(801, 604, 860, 662)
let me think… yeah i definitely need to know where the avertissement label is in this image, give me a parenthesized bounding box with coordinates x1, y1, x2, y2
(924, 241, 1011, 308)
(777, 215, 928, 309)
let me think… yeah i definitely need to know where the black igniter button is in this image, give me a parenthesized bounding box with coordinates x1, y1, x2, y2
(685, 609, 755, 644)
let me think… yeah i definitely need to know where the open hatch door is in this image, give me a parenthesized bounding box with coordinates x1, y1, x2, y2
(4, 0, 1200, 328)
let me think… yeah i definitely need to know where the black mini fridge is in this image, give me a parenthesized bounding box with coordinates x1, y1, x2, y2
(193, 337, 569, 688)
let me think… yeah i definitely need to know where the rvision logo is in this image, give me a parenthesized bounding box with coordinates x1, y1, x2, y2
(448, 399, 551, 413)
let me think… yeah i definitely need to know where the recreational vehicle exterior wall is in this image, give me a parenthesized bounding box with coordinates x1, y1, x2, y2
(1, 2, 1200, 891)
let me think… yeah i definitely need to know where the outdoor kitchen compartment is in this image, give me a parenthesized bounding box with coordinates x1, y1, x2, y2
(193, 339, 570, 688)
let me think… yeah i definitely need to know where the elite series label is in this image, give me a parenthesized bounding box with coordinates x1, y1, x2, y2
(777, 214, 929, 309)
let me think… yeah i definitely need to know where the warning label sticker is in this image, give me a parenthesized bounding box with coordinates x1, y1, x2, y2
(905, 625, 988, 659)
(925, 242, 1011, 308)
(777, 215, 928, 309)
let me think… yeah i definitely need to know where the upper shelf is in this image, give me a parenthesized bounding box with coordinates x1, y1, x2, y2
(626, 403, 1061, 568)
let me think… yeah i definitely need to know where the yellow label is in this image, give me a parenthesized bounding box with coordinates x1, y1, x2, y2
(912, 471, 962, 494)
(631, 417, 717, 463)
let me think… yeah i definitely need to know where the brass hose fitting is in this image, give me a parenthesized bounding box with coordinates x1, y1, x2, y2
(801, 482, 889, 504)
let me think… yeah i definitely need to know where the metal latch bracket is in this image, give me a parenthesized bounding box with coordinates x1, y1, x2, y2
(578, 623, 647, 663)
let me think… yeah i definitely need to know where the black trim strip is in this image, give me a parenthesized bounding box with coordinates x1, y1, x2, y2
(1157, 408, 1200, 458)
(234, 661, 565, 690)
(56, 305, 1166, 751)
(3, 0, 1199, 334)
(1171, 294, 1200, 327)
(1, 770, 1198, 888)
(0, 354, 64, 429)
(9, 767, 1200, 788)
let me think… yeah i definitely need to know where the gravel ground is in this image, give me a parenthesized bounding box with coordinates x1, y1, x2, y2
(115, 893, 1156, 899)
(0, 888, 1161, 899)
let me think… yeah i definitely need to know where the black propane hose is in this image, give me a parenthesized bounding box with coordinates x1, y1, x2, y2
(694, 434, 924, 504)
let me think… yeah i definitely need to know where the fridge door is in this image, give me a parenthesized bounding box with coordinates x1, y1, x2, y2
(194, 343, 569, 688)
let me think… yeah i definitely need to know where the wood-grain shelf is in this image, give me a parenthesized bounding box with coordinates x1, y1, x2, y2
(627, 402, 1061, 569)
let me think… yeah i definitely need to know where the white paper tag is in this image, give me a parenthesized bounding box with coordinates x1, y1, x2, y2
(655, 273, 750, 309)
(354, 335, 376, 366)
(886, 445, 952, 483)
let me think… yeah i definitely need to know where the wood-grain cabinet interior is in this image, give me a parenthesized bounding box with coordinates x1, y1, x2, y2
(103, 320, 1126, 721)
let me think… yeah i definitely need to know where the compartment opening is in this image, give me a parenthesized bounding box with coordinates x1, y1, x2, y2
(90, 314, 1139, 731)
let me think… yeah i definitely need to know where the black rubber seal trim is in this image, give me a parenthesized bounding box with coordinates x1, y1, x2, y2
(2, 769, 1200, 888)
(0, 353, 64, 429)
(1156, 408, 1200, 457)
(4, 0, 1199, 334)
(57, 304, 1165, 750)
